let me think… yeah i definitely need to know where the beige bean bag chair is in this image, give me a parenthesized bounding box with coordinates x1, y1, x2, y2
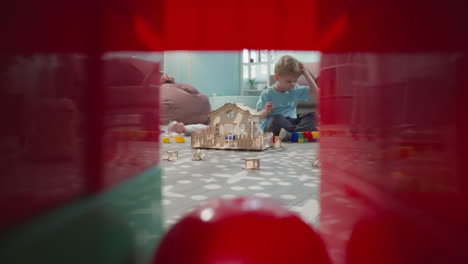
(160, 75, 211, 125)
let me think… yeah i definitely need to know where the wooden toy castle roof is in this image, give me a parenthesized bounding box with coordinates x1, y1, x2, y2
(209, 103, 261, 118)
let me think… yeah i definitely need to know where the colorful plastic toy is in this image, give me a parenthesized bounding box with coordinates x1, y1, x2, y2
(312, 131, 319, 142)
(297, 132, 306, 143)
(291, 132, 299, 142)
(175, 136, 185, 143)
(303, 131, 313, 142)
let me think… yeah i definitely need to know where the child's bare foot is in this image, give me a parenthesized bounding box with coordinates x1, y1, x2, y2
(279, 128, 291, 141)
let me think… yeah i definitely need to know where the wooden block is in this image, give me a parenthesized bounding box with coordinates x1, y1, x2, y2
(164, 151, 178, 161)
(274, 136, 282, 148)
(243, 158, 260, 170)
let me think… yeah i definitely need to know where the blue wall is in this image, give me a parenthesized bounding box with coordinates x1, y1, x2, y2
(163, 51, 191, 85)
(163, 50, 321, 101)
(191, 52, 240, 96)
(164, 51, 241, 97)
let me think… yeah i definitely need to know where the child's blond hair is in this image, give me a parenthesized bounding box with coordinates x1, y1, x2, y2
(274, 55, 301, 77)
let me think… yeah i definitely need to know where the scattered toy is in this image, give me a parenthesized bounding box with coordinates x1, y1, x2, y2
(274, 136, 282, 148)
(164, 151, 179, 161)
(242, 158, 260, 170)
(175, 136, 185, 143)
(192, 149, 207, 161)
(312, 159, 320, 168)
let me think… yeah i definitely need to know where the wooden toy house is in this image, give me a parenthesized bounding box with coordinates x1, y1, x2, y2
(191, 103, 273, 150)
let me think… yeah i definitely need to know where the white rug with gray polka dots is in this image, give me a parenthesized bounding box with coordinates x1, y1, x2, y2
(160, 137, 320, 228)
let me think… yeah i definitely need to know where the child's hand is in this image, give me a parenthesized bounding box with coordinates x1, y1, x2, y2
(173, 122, 185, 134)
(265, 102, 273, 113)
(298, 62, 306, 74)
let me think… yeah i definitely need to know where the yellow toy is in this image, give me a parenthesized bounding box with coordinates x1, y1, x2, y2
(175, 136, 185, 143)
(162, 137, 171, 143)
(312, 131, 319, 140)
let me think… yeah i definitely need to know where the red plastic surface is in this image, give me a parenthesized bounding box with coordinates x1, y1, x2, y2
(319, 53, 468, 263)
(2, 1, 468, 263)
(153, 197, 331, 264)
(2, 0, 467, 52)
(0, 55, 160, 231)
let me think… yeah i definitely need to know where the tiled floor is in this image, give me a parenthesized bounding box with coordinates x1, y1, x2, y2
(160, 136, 320, 228)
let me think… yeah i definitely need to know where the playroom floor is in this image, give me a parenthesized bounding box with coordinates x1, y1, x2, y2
(160, 136, 320, 228)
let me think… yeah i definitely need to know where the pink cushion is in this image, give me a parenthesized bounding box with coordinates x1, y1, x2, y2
(160, 82, 211, 125)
